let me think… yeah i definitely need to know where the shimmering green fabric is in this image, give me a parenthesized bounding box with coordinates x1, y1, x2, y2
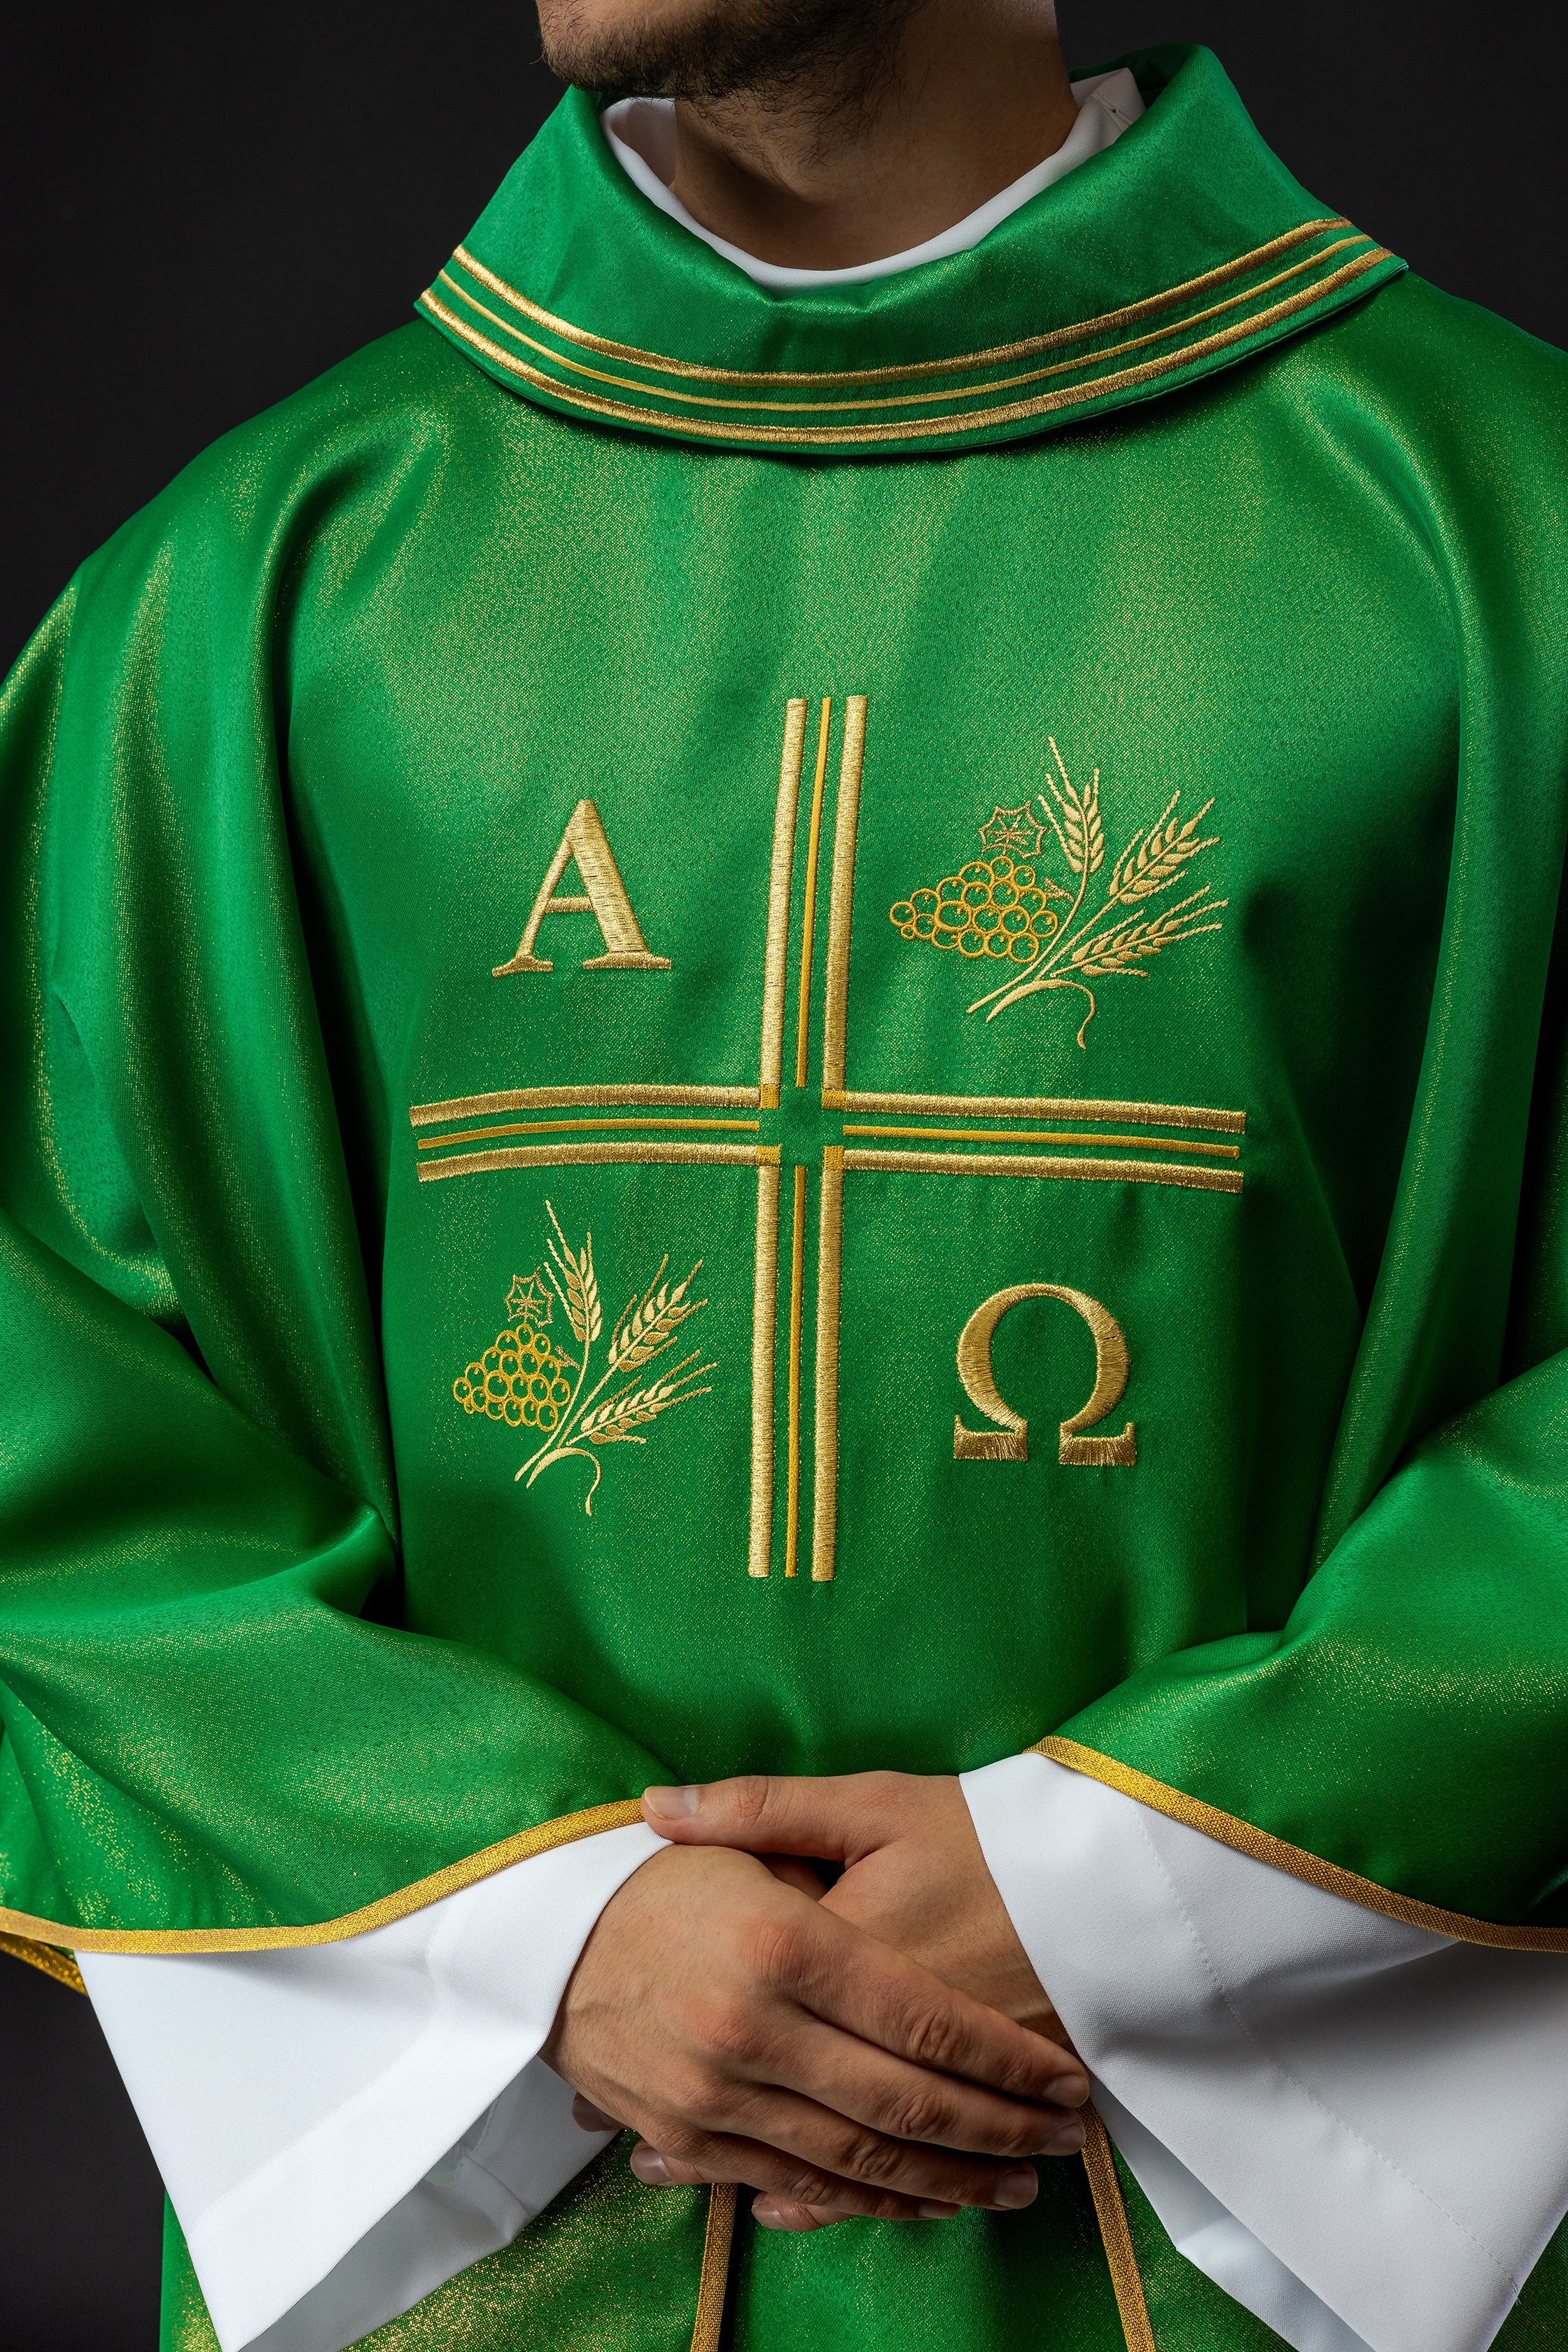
(6, 38, 1568, 2351)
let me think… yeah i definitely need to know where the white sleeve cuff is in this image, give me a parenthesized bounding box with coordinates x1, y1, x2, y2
(961, 1750, 1568, 2352)
(80, 1819, 665, 2352)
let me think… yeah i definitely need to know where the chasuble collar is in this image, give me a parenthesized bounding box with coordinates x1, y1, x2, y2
(416, 43, 1404, 456)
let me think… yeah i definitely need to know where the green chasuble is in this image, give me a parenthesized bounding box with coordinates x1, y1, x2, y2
(4, 38, 1568, 2352)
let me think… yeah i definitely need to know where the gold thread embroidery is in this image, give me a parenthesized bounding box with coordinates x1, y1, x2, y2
(821, 697, 867, 1093)
(0, 1799, 650, 1954)
(843, 1125, 1240, 1160)
(418, 252, 1394, 449)
(690, 2183, 738, 2352)
(0, 1932, 86, 1993)
(456, 1200, 714, 1513)
(762, 700, 808, 1099)
(421, 1118, 760, 1149)
(750, 1163, 780, 1578)
(436, 234, 1368, 419)
(412, 1085, 759, 1125)
(794, 700, 833, 1091)
(843, 1149, 1242, 1194)
(812, 1147, 845, 1581)
(446, 218, 1357, 389)
(827, 1091, 1245, 1132)
(493, 799, 672, 974)
(784, 1165, 808, 1578)
(420, 1142, 778, 1182)
(891, 744, 1224, 1049)
(954, 1285, 1135, 1464)
(1082, 2106, 1158, 2352)
(1034, 1739, 1568, 1950)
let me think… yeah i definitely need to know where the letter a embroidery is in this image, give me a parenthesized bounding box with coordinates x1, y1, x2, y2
(494, 800, 672, 974)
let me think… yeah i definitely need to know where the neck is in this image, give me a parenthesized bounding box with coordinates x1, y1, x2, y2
(667, 1, 1077, 270)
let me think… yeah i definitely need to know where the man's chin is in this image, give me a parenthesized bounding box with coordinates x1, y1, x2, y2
(537, 0, 915, 102)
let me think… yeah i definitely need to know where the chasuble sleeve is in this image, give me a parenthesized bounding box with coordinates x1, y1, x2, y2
(0, 468, 667, 1953)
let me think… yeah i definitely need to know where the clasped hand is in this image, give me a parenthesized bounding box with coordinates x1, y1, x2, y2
(542, 1772, 1086, 2234)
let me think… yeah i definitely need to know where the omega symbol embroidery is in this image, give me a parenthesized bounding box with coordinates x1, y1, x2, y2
(953, 1283, 1136, 1465)
(493, 799, 671, 974)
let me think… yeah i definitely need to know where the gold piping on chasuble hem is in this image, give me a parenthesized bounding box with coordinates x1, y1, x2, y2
(750, 1161, 782, 1577)
(1082, 2107, 1158, 2352)
(843, 1149, 1241, 1194)
(419, 1140, 779, 1182)
(411, 1083, 760, 1124)
(690, 2183, 739, 2352)
(1035, 1739, 1568, 1952)
(812, 1147, 846, 1581)
(822, 1091, 1246, 1131)
(0, 1799, 649, 1954)
(0, 1930, 87, 1993)
(418, 230, 1395, 449)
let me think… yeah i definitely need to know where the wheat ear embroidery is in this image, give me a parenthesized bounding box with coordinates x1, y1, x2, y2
(453, 1202, 714, 1514)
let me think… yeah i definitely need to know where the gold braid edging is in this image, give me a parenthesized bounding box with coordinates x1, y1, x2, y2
(0, 1930, 86, 1994)
(1082, 2106, 1158, 2352)
(1035, 1737, 1568, 1951)
(690, 2183, 738, 2352)
(0, 1797, 648, 1955)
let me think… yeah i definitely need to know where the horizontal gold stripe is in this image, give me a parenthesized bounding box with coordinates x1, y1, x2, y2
(421, 252, 1392, 449)
(439, 234, 1367, 419)
(1036, 1740, 1568, 1952)
(0, 1931, 86, 1993)
(419, 1116, 760, 1149)
(843, 1149, 1241, 1192)
(421, 1141, 779, 1181)
(449, 218, 1352, 389)
(411, 1083, 760, 1126)
(827, 1091, 1246, 1133)
(0, 1800, 647, 1954)
(842, 1124, 1240, 1160)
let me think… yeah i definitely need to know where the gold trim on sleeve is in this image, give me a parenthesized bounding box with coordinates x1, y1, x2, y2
(825, 1091, 1245, 1131)
(690, 2183, 739, 2352)
(0, 1798, 649, 1954)
(843, 1149, 1241, 1194)
(785, 1164, 808, 1578)
(1035, 1738, 1568, 1951)
(750, 1163, 781, 1577)
(0, 1931, 86, 1994)
(419, 1141, 779, 1182)
(412, 1084, 760, 1126)
(762, 699, 808, 1102)
(1082, 2106, 1158, 2352)
(812, 1147, 846, 1581)
(820, 697, 867, 1095)
(794, 700, 834, 1091)
(447, 218, 1357, 389)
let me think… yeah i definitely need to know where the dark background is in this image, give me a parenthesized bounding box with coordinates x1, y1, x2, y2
(1, 1, 1562, 2344)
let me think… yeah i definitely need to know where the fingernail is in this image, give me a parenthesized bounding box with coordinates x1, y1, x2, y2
(1051, 2073, 1091, 2107)
(992, 2167, 1038, 2209)
(753, 2198, 784, 2227)
(1046, 2122, 1086, 2155)
(917, 2201, 961, 2220)
(643, 1785, 700, 1820)
(631, 2147, 672, 2184)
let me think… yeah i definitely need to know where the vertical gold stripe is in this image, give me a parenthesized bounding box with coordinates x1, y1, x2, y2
(0, 1932, 85, 1994)
(812, 1145, 844, 1581)
(760, 699, 808, 1102)
(690, 2181, 738, 2352)
(794, 699, 833, 1091)
(1082, 2107, 1158, 2352)
(820, 694, 867, 1095)
(784, 1165, 808, 1578)
(748, 1163, 781, 1578)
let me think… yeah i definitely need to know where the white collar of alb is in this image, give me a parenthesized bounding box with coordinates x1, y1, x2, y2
(600, 67, 1145, 290)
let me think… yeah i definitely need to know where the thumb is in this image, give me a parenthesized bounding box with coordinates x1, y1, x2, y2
(641, 1772, 902, 1861)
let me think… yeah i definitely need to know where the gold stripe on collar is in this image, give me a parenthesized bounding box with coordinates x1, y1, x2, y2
(449, 216, 1357, 390)
(420, 248, 1392, 449)
(1035, 1738, 1568, 1951)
